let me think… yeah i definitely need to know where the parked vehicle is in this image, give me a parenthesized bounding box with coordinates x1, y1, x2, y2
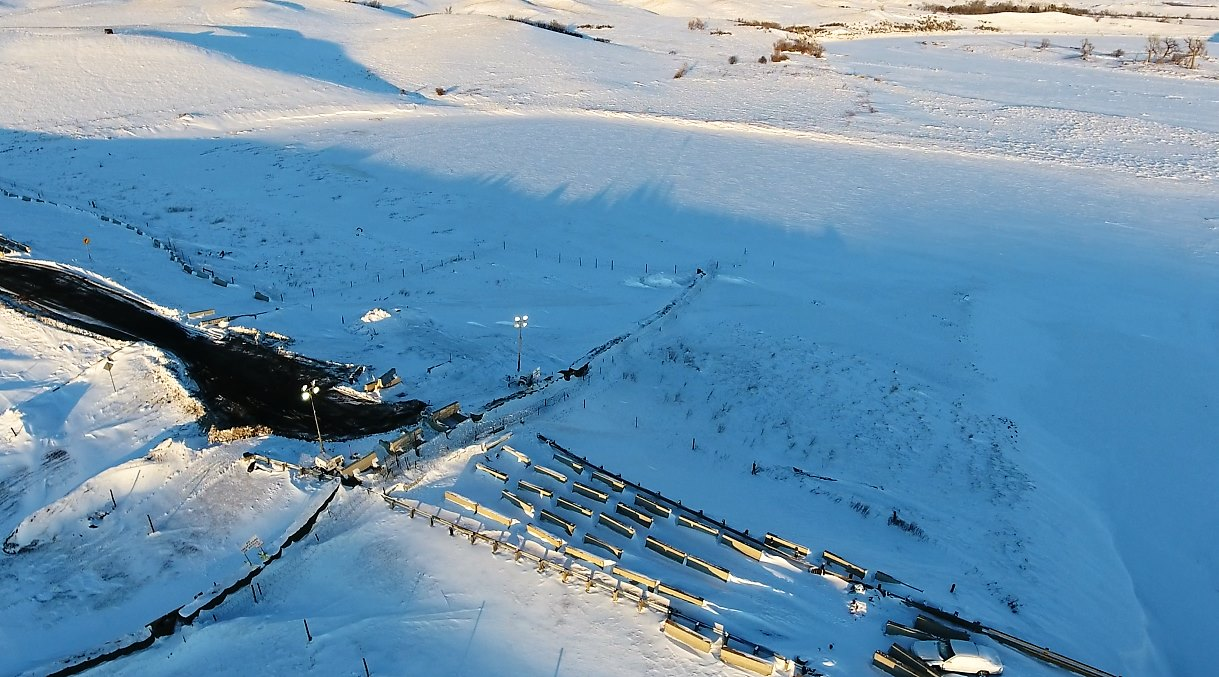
(911, 639, 1004, 675)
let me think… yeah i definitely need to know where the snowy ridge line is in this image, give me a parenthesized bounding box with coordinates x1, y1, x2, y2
(542, 434, 1123, 677)
(37, 479, 342, 677)
(531, 107, 1217, 182)
(378, 491, 817, 677)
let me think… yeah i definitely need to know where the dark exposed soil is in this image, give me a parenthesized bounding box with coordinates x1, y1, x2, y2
(0, 258, 426, 440)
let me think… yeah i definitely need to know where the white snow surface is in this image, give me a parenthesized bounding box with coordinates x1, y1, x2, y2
(0, 0, 1216, 675)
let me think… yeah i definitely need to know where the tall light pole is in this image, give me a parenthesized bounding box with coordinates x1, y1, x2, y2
(514, 315, 528, 375)
(300, 381, 326, 456)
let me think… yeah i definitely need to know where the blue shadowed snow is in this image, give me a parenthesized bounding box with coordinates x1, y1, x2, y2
(137, 26, 405, 95)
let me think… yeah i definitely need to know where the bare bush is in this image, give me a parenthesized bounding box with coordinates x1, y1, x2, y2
(688, 17, 706, 30)
(923, 0, 1092, 16)
(773, 36, 825, 58)
(728, 55, 739, 64)
(737, 18, 782, 30)
(1038, 37, 1051, 49)
(1080, 38, 1094, 59)
(1184, 37, 1207, 69)
(1146, 35, 1205, 67)
(673, 63, 689, 78)
(208, 425, 273, 444)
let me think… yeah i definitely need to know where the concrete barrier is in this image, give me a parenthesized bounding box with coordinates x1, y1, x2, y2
(572, 482, 608, 503)
(677, 514, 718, 536)
(765, 533, 810, 558)
(635, 494, 672, 518)
(872, 651, 926, 677)
(565, 546, 609, 569)
(533, 465, 568, 484)
(885, 643, 940, 677)
(822, 550, 866, 579)
(598, 512, 635, 538)
(720, 646, 774, 676)
(476, 504, 515, 527)
(502, 445, 530, 464)
(517, 479, 552, 499)
(583, 533, 622, 559)
(685, 555, 730, 582)
(552, 453, 584, 474)
(662, 619, 713, 654)
(645, 536, 687, 564)
(590, 469, 625, 492)
(475, 463, 508, 483)
(615, 503, 653, 528)
(527, 524, 565, 549)
(556, 496, 593, 518)
(540, 510, 576, 536)
(340, 452, 377, 477)
(500, 490, 535, 517)
(913, 615, 969, 641)
(884, 620, 936, 641)
(612, 565, 658, 591)
(444, 491, 479, 512)
(656, 583, 704, 607)
(720, 533, 763, 561)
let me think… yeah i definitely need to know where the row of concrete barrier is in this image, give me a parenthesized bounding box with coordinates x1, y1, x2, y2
(662, 617, 792, 676)
(474, 449, 738, 598)
(536, 435, 874, 591)
(534, 436, 1124, 677)
(381, 490, 812, 676)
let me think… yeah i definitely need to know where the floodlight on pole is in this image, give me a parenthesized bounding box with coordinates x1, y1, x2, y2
(514, 315, 528, 375)
(300, 381, 326, 455)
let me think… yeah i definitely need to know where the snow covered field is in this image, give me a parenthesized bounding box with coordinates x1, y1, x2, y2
(1, 0, 1216, 675)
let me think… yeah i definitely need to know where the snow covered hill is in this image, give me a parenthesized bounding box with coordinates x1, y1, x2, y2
(1, 0, 1216, 675)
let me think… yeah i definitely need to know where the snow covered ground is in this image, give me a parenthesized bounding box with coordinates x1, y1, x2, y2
(1, 0, 1216, 675)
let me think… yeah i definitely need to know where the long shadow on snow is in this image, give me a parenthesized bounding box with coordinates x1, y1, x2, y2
(135, 26, 405, 95)
(0, 258, 426, 440)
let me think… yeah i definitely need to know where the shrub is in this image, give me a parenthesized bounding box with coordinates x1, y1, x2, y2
(922, 1, 1091, 16)
(674, 63, 689, 78)
(1080, 38, 1094, 59)
(1111, 47, 1124, 57)
(737, 18, 781, 29)
(728, 55, 738, 64)
(1038, 37, 1051, 49)
(435, 87, 446, 95)
(688, 17, 706, 30)
(773, 36, 825, 58)
(503, 15, 613, 42)
(758, 55, 768, 63)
